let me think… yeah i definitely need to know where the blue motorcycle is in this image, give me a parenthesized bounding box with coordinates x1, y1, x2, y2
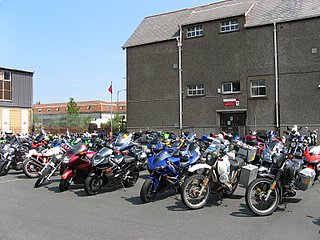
(140, 133, 200, 203)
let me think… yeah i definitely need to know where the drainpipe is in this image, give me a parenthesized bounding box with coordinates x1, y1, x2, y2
(273, 22, 280, 131)
(177, 25, 183, 132)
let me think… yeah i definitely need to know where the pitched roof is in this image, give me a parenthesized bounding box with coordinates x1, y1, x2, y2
(123, 0, 320, 48)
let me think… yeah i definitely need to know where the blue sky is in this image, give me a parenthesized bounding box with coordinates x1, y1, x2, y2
(0, 0, 218, 104)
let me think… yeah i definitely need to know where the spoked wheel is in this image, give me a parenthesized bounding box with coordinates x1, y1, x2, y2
(0, 161, 10, 176)
(181, 174, 210, 210)
(140, 178, 156, 203)
(222, 169, 240, 198)
(245, 178, 280, 216)
(84, 175, 103, 195)
(123, 169, 139, 187)
(59, 179, 71, 192)
(34, 167, 51, 188)
(23, 158, 42, 178)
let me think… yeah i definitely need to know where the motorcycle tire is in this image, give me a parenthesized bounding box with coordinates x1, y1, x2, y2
(0, 161, 10, 176)
(84, 175, 103, 195)
(181, 174, 210, 210)
(23, 158, 40, 178)
(245, 177, 280, 216)
(222, 169, 240, 198)
(34, 167, 52, 188)
(140, 178, 156, 203)
(123, 169, 139, 188)
(59, 179, 71, 192)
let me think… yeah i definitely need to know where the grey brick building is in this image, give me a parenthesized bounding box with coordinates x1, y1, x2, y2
(123, 0, 320, 135)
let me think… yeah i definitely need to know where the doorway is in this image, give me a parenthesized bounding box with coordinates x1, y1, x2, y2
(220, 112, 246, 136)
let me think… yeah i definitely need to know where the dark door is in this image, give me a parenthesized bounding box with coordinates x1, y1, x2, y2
(220, 113, 246, 135)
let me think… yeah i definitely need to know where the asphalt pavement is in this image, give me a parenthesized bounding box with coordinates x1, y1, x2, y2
(0, 171, 319, 240)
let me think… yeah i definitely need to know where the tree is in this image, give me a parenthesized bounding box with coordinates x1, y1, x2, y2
(66, 97, 80, 115)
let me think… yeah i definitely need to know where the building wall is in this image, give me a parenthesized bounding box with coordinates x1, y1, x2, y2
(126, 16, 320, 134)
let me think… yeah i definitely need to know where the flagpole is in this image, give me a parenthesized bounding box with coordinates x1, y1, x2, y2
(110, 81, 113, 138)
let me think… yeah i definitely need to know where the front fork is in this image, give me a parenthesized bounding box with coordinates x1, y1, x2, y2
(265, 170, 283, 200)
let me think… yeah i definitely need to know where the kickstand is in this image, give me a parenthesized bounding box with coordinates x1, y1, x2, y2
(217, 192, 223, 205)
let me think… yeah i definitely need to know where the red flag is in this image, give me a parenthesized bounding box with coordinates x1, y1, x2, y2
(108, 84, 112, 94)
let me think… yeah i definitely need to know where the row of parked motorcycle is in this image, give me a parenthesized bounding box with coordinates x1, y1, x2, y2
(0, 125, 319, 216)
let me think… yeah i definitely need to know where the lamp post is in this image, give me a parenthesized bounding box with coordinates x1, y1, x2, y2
(117, 89, 126, 114)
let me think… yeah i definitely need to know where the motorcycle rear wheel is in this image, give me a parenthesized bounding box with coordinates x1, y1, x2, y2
(245, 178, 280, 216)
(34, 167, 51, 188)
(84, 175, 103, 195)
(140, 178, 156, 203)
(23, 158, 41, 178)
(0, 161, 10, 176)
(181, 174, 210, 210)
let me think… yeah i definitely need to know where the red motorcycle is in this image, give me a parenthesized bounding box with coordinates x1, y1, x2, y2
(303, 146, 320, 181)
(59, 143, 96, 192)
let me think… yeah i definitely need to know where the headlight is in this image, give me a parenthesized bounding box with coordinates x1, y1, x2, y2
(63, 156, 71, 163)
(139, 152, 147, 160)
(290, 142, 296, 148)
(154, 166, 165, 171)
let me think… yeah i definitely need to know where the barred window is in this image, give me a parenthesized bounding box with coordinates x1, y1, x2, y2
(186, 25, 203, 38)
(221, 19, 239, 33)
(188, 84, 205, 96)
(251, 80, 266, 97)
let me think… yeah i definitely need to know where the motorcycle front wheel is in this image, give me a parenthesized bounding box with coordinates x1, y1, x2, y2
(59, 179, 71, 192)
(140, 178, 156, 203)
(123, 168, 139, 188)
(181, 174, 210, 210)
(0, 161, 10, 176)
(84, 175, 103, 195)
(34, 167, 52, 188)
(245, 177, 280, 216)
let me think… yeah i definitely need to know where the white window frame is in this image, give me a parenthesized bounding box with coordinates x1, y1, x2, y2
(188, 84, 205, 96)
(186, 25, 203, 38)
(222, 82, 241, 94)
(221, 19, 239, 33)
(250, 80, 266, 97)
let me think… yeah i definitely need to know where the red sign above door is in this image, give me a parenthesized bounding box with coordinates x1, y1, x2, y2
(223, 98, 240, 107)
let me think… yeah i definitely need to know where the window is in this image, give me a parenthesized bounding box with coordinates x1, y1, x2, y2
(47, 108, 51, 112)
(186, 25, 203, 38)
(56, 108, 60, 111)
(221, 19, 239, 33)
(38, 109, 42, 112)
(188, 84, 205, 96)
(87, 106, 91, 110)
(251, 80, 266, 97)
(0, 70, 12, 101)
(222, 82, 240, 94)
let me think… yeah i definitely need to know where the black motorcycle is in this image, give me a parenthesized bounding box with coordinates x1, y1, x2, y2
(245, 152, 315, 216)
(84, 146, 140, 195)
(0, 142, 28, 176)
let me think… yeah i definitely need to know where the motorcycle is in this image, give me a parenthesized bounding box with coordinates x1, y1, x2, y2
(34, 147, 67, 188)
(180, 140, 244, 209)
(23, 144, 63, 178)
(245, 152, 315, 216)
(59, 143, 96, 192)
(84, 146, 140, 195)
(0, 142, 28, 176)
(140, 133, 200, 203)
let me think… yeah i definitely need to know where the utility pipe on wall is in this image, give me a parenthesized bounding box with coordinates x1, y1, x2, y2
(177, 25, 183, 132)
(273, 22, 280, 130)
